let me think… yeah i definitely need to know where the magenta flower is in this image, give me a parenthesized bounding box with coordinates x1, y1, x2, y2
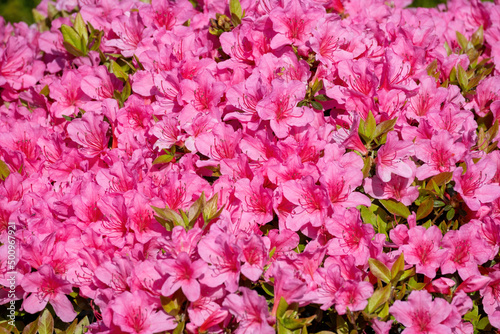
(335, 280, 373, 315)
(223, 287, 274, 334)
(390, 290, 453, 334)
(111, 290, 176, 334)
(256, 79, 313, 138)
(67, 111, 109, 158)
(415, 130, 466, 180)
(400, 226, 447, 278)
(452, 156, 500, 211)
(375, 132, 415, 182)
(160, 252, 207, 302)
(21, 265, 77, 322)
(269, 0, 324, 51)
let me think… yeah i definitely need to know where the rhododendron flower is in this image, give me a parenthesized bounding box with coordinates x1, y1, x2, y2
(415, 130, 466, 180)
(390, 290, 453, 334)
(256, 79, 313, 138)
(160, 252, 207, 302)
(375, 131, 415, 182)
(453, 156, 500, 211)
(335, 280, 373, 315)
(110, 290, 176, 334)
(223, 287, 274, 334)
(21, 265, 77, 322)
(400, 226, 447, 278)
(67, 111, 109, 158)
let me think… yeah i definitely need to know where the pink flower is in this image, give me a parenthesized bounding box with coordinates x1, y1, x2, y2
(281, 175, 330, 231)
(21, 265, 77, 322)
(160, 252, 207, 302)
(111, 290, 176, 334)
(67, 111, 109, 158)
(223, 287, 274, 334)
(440, 223, 491, 280)
(326, 208, 375, 266)
(256, 79, 313, 138)
(106, 12, 153, 57)
(234, 174, 273, 226)
(375, 132, 415, 182)
(390, 290, 453, 334)
(269, 0, 324, 52)
(335, 280, 373, 315)
(453, 156, 500, 211)
(480, 270, 500, 328)
(400, 226, 447, 278)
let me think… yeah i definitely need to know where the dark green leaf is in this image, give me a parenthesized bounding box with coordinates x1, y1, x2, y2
(310, 100, 323, 111)
(379, 199, 410, 218)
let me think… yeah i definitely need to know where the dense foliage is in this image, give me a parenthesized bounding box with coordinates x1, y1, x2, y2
(1, 0, 500, 333)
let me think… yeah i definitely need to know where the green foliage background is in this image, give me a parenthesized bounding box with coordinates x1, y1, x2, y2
(0, 0, 41, 24)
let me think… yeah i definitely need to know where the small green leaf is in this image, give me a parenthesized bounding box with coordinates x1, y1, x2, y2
(391, 252, 405, 281)
(314, 94, 328, 101)
(74, 316, 89, 334)
(0, 160, 10, 181)
(161, 290, 185, 317)
(446, 208, 455, 221)
(153, 154, 174, 164)
(73, 13, 88, 45)
(111, 60, 129, 81)
(173, 320, 185, 334)
(360, 205, 377, 227)
(61, 24, 85, 56)
(456, 31, 468, 50)
(471, 26, 484, 48)
(379, 199, 410, 218)
(368, 258, 391, 284)
(477, 316, 490, 330)
(373, 117, 397, 138)
(457, 64, 468, 91)
(364, 110, 376, 141)
(416, 198, 434, 221)
(310, 100, 323, 111)
(367, 284, 391, 314)
(40, 85, 50, 97)
(276, 296, 289, 318)
(399, 267, 416, 281)
(22, 320, 38, 334)
(229, 0, 243, 20)
(203, 193, 220, 222)
(261, 282, 274, 297)
(424, 172, 453, 190)
(38, 309, 54, 334)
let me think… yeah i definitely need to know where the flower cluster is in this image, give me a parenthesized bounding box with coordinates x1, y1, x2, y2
(1, 0, 500, 332)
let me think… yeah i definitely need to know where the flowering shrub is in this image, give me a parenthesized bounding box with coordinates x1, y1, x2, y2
(1, 0, 500, 332)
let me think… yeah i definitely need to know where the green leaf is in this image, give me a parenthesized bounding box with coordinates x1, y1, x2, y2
(61, 318, 78, 334)
(73, 13, 88, 45)
(0, 160, 10, 181)
(40, 85, 50, 97)
(229, 0, 243, 20)
(457, 64, 468, 91)
(122, 80, 131, 101)
(314, 94, 328, 101)
(61, 24, 85, 56)
(391, 252, 405, 281)
(424, 172, 453, 190)
(0, 321, 19, 334)
(161, 290, 185, 316)
(477, 316, 490, 330)
(373, 117, 397, 138)
(281, 315, 315, 331)
(153, 153, 174, 164)
(369, 258, 391, 283)
(446, 208, 455, 221)
(276, 296, 289, 318)
(456, 31, 468, 50)
(74, 316, 89, 334)
(22, 320, 38, 334)
(416, 198, 434, 221)
(364, 110, 376, 141)
(173, 320, 185, 334)
(471, 25, 484, 48)
(367, 284, 391, 314)
(261, 282, 274, 297)
(360, 205, 376, 227)
(399, 267, 416, 281)
(111, 60, 129, 81)
(379, 199, 410, 218)
(336, 315, 349, 334)
(187, 193, 205, 226)
(310, 100, 323, 111)
(38, 309, 54, 334)
(203, 193, 221, 222)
